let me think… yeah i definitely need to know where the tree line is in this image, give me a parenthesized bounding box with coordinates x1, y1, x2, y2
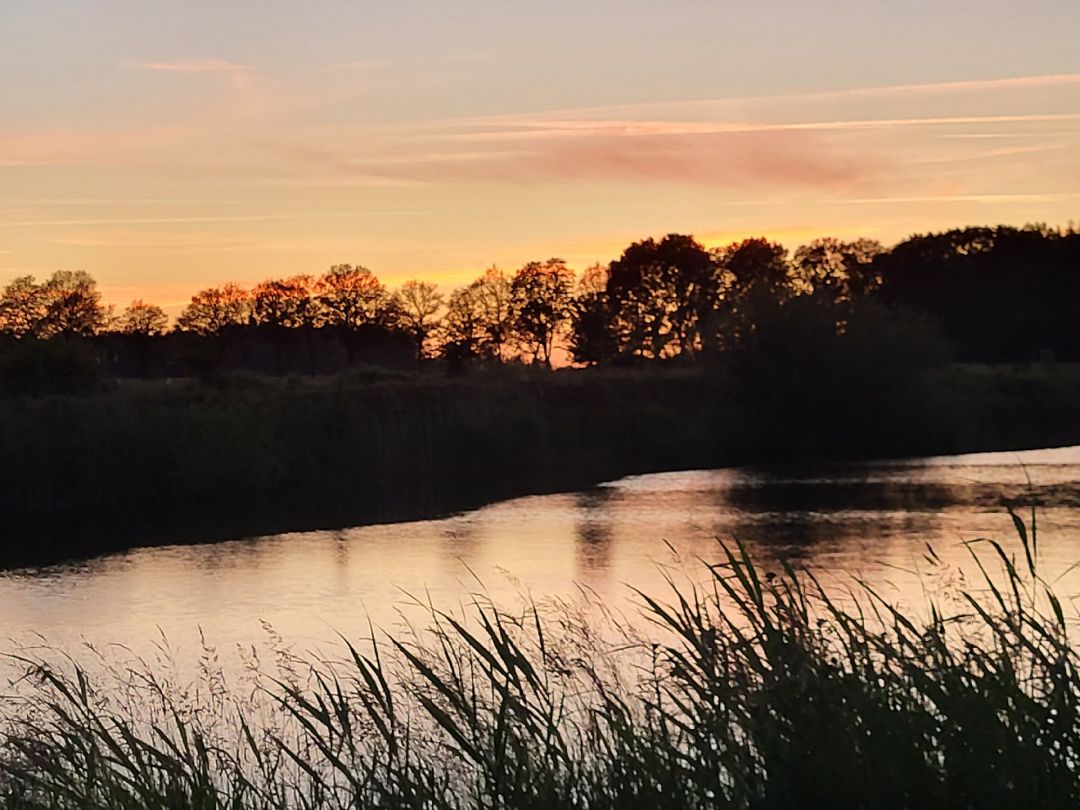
(1, 223, 1078, 388)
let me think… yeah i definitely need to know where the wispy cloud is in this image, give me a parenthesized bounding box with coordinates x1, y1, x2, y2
(317, 70, 1076, 190)
(0, 211, 421, 229)
(2, 59, 268, 166)
(937, 132, 1068, 140)
(907, 143, 1068, 165)
(126, 58, 250, 73)
(53, 230, 252, 249)
(829, 192, 1080, 205)
(713, 73, 1080, 105)
(435, 73, 1080, 125)
(314, 58, 388, 72)
(0, 197, 315, 207)
(440, 113, 1080, 143)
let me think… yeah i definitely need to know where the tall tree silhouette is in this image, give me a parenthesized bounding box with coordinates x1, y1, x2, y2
(251, 275, 320, 329)
(711, 237, 793, 350)
(42, 271, 107, 337)
(606, 234, 717, 360)
(472, 266, 514, 361)
(113, 300, 169, 378)
(511, 259, 574, 367)
(569, 264, 619, 365)
(0, 271, 106, 338)
(117, 300, 168, 336)
(0, 276, 47, 338)
(440, 283, 487, 369)
(792, 237, 884, 300)
(394, 280, 444, 363)
(317, 265, 392, 329)
(177, 284, 250, 335)
(715, 238, 792, 298)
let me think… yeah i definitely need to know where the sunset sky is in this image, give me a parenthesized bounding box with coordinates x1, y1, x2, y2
(2, 0, 1079, 310)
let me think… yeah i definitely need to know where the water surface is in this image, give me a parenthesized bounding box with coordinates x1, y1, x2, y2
(3, 445, 1080, 673)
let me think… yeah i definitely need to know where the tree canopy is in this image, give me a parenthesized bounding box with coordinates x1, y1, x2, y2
(2, 222, 1077, 380)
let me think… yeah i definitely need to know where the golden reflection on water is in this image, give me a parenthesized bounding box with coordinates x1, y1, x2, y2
(2, 446, 1080, 678)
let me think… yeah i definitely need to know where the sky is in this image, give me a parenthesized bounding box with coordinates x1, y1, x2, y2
(1, 0, 1079, 311)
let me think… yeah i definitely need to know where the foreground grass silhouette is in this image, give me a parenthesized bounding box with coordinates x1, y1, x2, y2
(2, 511, 1077, 808)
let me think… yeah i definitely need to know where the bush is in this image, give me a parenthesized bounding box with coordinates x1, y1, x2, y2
(724, 294, 952, 459)
(0, 337, 103, 397)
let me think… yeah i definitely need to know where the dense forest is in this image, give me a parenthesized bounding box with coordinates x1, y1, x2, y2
(1, 223, 1079, 393)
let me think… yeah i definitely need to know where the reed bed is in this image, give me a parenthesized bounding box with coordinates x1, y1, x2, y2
(2, 510, 1078, 809)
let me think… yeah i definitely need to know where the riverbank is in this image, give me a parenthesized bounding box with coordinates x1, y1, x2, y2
(2, 364, 1080, 568)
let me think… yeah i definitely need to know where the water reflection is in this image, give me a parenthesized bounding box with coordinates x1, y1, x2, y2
(440, 517, 481, 566)
(573, 489, 615, 578)
(2, 446, 1080, 678)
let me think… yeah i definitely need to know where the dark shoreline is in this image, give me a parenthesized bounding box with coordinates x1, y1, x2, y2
(4, 365, 1080, 570)
(3, 461, 649, 573)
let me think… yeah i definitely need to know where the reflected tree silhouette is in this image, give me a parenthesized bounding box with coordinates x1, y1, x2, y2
(573, 488, 615, 577)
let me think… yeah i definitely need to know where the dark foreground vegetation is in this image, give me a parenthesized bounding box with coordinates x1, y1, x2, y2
(3, 361, 1080, 568)
(2, 515, 1078, 808)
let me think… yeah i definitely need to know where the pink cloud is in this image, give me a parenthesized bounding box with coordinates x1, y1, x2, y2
(275, 128, 880, 191)
(523, 130, 872, 189)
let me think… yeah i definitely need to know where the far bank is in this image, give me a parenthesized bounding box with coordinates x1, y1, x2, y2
(2, 364, 1079, 568)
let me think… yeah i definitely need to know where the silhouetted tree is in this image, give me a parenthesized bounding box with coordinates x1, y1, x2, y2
(117, 300, 169, 336)
(876, 225, 1080, 361)
(0, 271, 108, 339)
(711, 237, 793, 350)
(317, 265, 392, 329)
(0, 276, 47, 338)
(511, 259, 574, 367)
(715, 237, 792, 298)
(107, 300, 169, 377)
(393, 280, 444, 363)
(440, 283, 487, 371)
(177, 284, 250, 335)
(569, 265, 619, 365)
(47, 273, 107, 336)
(251, 275, 320, 329)
(578, 263, 608, 297)
(606, 239, 677, 360)
(792, 237, 884, 299)
(472, 266, 514, 361)
(606, 234, 717, 360)
(40, 271, 108, 337)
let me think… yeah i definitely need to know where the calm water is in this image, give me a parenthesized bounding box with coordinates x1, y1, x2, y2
(3, 445, 1080, 672)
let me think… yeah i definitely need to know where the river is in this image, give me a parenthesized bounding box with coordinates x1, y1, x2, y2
(3, 445, 1080, 676)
